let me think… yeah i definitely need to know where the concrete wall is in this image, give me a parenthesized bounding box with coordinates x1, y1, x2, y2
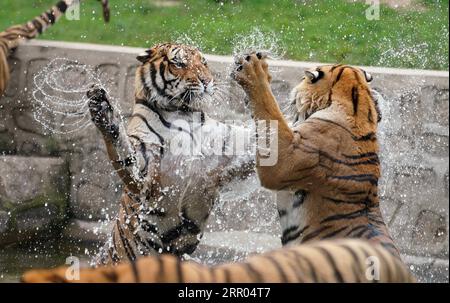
(0, 40, 448, 282)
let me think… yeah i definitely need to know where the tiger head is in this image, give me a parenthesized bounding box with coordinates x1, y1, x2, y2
(289, 64, 381, 126)
(135, 43, 214, 110)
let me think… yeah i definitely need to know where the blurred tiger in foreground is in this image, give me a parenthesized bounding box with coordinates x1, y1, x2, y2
(0, 0, 110, 96)
(84, 43, 255, 265)
(22, 55, 415, 283)
(22, 239, 414, 283)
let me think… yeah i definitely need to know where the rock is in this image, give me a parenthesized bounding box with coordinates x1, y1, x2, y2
(0, 156, 69, 247)
(0, 210, 10, 233)
(403, 255, 449, 283)
(63, 219, 112, 243)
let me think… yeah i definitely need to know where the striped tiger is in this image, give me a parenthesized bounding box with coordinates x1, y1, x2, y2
(232, 54, 400, 258)
(0, 0, 110, 96)
(20, 54, 416, 283)
(87, 43, 255, 265)
(22, 239, 414, 282)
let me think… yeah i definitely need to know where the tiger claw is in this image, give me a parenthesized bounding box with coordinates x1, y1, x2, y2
(87, 86, 116, 137)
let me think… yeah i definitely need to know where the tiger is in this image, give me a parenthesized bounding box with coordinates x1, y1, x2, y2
(21, 55, 416, 284)
(86, 43, 255, 265)
(22, 239, 414, 283)
(0, 0, 110, 96)
(231, 54, 401, 258)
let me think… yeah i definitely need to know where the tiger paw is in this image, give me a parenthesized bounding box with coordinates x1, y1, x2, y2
(232, 52, 272, 93)
(87, 86, 119, 140)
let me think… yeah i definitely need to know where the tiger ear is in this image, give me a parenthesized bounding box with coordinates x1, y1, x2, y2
(305, 70, 319, 81)
(136, 49, 152, 63)
(305, 70, 323, 83)
(364, 70, 373, 82)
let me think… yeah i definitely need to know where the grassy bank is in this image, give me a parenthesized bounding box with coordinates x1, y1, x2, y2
(0, 0, 448, 70)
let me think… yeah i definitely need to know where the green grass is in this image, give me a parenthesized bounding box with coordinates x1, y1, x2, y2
(0, 0, 448, 70)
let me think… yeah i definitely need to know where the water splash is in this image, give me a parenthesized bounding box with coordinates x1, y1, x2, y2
(32, 58, 119, 135)
(232, 27, 285, 60)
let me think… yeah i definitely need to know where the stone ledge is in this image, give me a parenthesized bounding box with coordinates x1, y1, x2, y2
(28, 40, 449, 77)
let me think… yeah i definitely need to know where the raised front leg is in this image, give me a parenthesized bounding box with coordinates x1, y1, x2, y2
(87, 86, 160, 194)
(232, 54, 320, 191)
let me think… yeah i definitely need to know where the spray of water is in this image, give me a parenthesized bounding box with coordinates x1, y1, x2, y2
(32, 58, 120, 135)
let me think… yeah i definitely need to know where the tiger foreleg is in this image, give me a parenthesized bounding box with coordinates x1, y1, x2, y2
(87, 86, 144, 193)
(88, 86, 119, 141)
(232, 54, 320, 191)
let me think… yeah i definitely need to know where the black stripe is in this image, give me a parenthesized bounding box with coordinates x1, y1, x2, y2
(334, 66, 347, 85)
(352, 86, 359, 115)
(156, 256, 165, 282)
(132, 113, 165, 145)
(321, 226, 348, 239)
(265, 256, 289, 282)
(278, 209, 287, 217)
(340, 244, 363, 282)
(379, 242, 400, 256)
(150, 62, 168, 97)
(176, 259, 184, 283)
(101, 269, 119, 282)
(161, 225, 184, 243)
(282, 225, 309, 245)
(111, 233, 120, 263)
(31, 19, 43, 34)
(323, 197, 366, 205)
(136, 99, 172, 128)
(301, 225, 332, 243)
(222, 268, 232, 283)
(135, 231, 163, 253)
(343, 152, 379, 160)
(307, 117, 377, 141)
(130, 260, 140, 282)
(148, 208, 166, 217)
(55, 1, 68, 13)
(293, 190, 307, 207)
(295, 253, 319, 282)
(242, 263, 264, 282)
(140, 67, 151, 97)
(346, 224, 368, 237)
(329, 174, 378, 186)
(116, 220, 136, 261)
(316, 247, 344, 282)
(136, 98, 195, 141)
(282, 225, 300, 239)
(139, 218, 159, 234)
(320, 208, 368, 224)
(160, 212, 201, 244)
(45, 10, 56, 24)
(299, 141, 380, 166)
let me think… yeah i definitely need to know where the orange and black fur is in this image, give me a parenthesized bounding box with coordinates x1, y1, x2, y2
(0, 0, 110, 95)
(21, 56, 415, 283)
(232, 56, 399, 258)
(85, 43, 255, 265)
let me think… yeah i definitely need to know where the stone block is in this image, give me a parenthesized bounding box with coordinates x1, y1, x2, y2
(0, 156, 69, 247)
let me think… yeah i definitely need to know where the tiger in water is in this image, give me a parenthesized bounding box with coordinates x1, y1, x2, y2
(233, 54, 400, 258)
(22, 53, 415, 283)
(0, 0, 110, 96)
(85, 43, 255, 265)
